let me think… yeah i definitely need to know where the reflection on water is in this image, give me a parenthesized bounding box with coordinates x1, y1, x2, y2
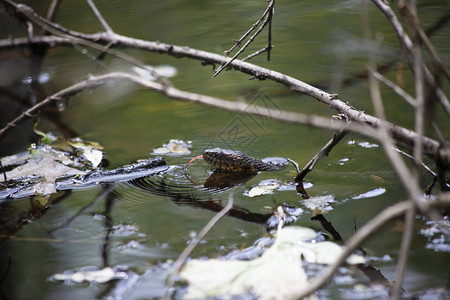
(1, 0, 449, 299)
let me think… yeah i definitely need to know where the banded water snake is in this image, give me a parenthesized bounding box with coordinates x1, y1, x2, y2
(186, 148, 286, 172)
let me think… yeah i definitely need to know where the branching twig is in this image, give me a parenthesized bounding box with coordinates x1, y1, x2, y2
(224, 0, 274, 56)
(213, 0, 275, 77)
(392, 204, 415, 299)
(164, 193, 234, 300)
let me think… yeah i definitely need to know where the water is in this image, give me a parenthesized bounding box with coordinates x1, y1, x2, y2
(1, 0, 449, 299)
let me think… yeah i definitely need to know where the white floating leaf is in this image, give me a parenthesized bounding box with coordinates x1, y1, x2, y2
(152, 139, 191, 155)
(245, 179, 281, 197)
(302, 195, 335, 211)
(352, 188, 386, 200)
(180, 226, 364, 299)
(52, 267, 128, 284)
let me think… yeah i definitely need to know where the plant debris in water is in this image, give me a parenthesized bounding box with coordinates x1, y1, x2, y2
(352, 187, 386, 200)
(244, 179, 298, 198)
(179, 226, 365, 300)
(419, 219, 450, 252)
(51, 266, 128, 284)
(152, 139, 192, 155)
(302, 195, 335, 213)
(0, 134, 104, 198)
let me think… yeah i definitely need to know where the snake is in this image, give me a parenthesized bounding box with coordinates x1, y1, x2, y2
(186, 148, 286, 172)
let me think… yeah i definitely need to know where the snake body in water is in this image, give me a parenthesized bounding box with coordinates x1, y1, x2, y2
(187, 148, 286, 172)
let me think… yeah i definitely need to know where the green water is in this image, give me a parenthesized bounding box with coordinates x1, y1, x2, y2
(1, 0, 449, 299)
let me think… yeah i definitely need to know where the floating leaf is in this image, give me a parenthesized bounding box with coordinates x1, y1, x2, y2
(152, 139, 191, 155)
(352, 188, 386, 200)
(67, 138, 104, 168)
(245, 179, 298, 198)
(180, 226, 365, 299)
(302, 195, 335, 213)
(246, 181, 280, 197)
(1, 150, 85, 198)
(51, 267, 128, 284)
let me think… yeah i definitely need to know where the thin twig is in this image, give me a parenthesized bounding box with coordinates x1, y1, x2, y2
(164, 193, 234, 300)
(391, 204, 415, 299)
(393, 147, 436, 177)
(86, 0, 114, 35)
(45, 0, 60, 21)
(266, 2, 274, 61)
(242, 46, 271, 62)
(297, 201, 411, 298)
(412, 34, 425, 182)
(367, 65, 416, 106)
(224, 0, 274, 56)
(213, 0, 275, 77)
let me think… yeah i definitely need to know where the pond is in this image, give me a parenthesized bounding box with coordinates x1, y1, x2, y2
(1, 0, 449, 299)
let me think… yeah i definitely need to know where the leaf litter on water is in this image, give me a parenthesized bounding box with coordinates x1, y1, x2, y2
(179, 226, 365, 300)
(0, 134, 104, 198)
